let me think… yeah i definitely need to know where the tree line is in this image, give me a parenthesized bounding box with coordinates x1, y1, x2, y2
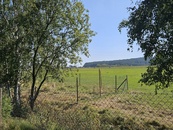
(83, 57, 150, 67)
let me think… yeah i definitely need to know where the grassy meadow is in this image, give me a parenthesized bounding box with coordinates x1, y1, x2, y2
(63, 66, 168, 93)
(63, 65, 173, 92)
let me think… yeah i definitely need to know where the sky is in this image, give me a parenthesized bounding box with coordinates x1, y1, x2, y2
(79, 0, 143, 66)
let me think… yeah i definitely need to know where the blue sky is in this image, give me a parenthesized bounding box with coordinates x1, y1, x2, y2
(80, 0, 143, 65)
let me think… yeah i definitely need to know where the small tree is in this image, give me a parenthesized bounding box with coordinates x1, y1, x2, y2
(0, 0, 95, 110)
(27, 0, 95, 110)
(119, 0, 173, 90)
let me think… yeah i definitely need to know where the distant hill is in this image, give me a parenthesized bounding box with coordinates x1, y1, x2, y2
(83, 57, 150, 67)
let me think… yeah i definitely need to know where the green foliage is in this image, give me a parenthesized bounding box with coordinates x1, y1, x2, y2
(2, 92, 28, 118)
(2, 94, 13, 118)
(119, 0, 173, 89)
(0, 0, 95, 110)
(4, 119, 36, 130)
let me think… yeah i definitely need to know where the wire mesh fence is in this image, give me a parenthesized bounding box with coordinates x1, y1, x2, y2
(2, 67, 173, 129)
(37, 71, 173, 129)
(36, 90, 173, 129)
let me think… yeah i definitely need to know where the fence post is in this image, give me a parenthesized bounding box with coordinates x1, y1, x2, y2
(79, 73, 81, 86)
(99, 69, 102, 97)
(0, 88, 2, 129)
(76, 77, 79, 103)
(115, 75, 117, 93)
(126, 75, 128, 90)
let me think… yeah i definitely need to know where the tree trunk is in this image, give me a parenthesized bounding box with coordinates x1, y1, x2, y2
(14, 82, 21, 106)
(12, 79, 21, 117)
(30, 75, 36, 111)
(29, 97, 35, 111)
(29, 70, 48, 111)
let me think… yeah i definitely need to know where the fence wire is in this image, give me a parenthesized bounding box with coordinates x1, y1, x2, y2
(36, 74, 173, 130)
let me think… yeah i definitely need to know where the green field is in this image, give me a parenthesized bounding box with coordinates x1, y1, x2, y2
(62, 66, 173, 94)
(60, 66, 173, 109)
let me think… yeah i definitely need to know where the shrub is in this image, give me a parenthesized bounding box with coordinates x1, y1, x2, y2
(2, 94, 13, 118)
(3, 119, 36, 130)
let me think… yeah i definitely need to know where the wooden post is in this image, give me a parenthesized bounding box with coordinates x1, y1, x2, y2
(76, 77, 79, 103)
(155, 86, 158, 95)
(115, 75, 117, 93)
(99, 69, 102, 97)
(126, 75, 128, 90)
(0, 88, 2, 129)
(79, 73, 81, 86)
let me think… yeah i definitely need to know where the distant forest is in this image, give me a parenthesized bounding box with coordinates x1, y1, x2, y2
(83, 57, 150, 67)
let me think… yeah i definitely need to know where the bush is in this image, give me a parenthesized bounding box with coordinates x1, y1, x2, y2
(2, 94, 13, 118)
